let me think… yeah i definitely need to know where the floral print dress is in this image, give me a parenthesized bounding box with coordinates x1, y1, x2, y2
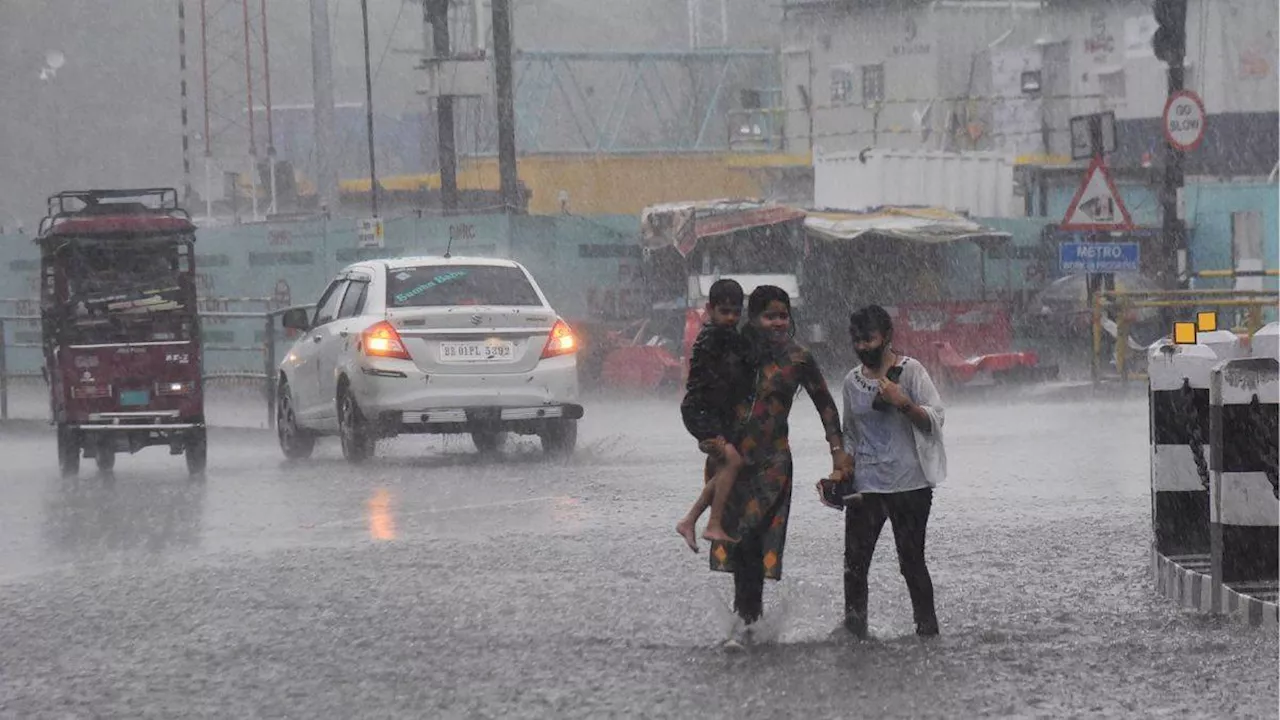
(709, 340, 842, 581)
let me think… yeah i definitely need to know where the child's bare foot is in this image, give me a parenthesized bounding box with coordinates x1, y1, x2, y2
(676, 518, 699, 552)
(702, 525, 737, 543)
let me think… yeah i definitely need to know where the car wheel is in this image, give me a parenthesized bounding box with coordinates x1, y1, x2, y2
(338, 387, 375, 464)
(277, 379, 316, 460)
(539, 419, 577, 458)
(471, 430, 507, 454)
(186, 427, 208, 476)
(56, 423, 80, 477)
(95, 443, 116, 473)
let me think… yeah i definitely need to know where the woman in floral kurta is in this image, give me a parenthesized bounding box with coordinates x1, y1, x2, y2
(709, 286, 848, 634)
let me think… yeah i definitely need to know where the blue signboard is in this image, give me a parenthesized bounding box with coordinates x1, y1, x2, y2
(1059, 241, 1141, 273)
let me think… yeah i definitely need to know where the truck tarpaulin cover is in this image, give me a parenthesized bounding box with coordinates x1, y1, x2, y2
(804, 206, 1010, 246)
(640, 199, 806, 257)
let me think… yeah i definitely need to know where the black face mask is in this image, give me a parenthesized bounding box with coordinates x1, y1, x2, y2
(856, 344, 886, 369)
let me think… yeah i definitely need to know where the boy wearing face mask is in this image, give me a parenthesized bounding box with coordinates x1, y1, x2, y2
(836, 304, 947, 639)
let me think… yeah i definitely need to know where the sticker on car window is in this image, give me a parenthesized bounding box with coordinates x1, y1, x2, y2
(393, 270, 469, 305)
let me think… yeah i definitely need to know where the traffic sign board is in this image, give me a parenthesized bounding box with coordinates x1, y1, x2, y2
(1061, 156, 1135, 231)
(1059, 241, 1141, 273)
(357, 217, 385, 249)
(1069, 111, 1116, 161)
(1163, 89, 1206, 151)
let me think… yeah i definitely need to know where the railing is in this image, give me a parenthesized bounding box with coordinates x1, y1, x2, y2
(1090, 288, 1279, 384)
(0, 304, 313, 428)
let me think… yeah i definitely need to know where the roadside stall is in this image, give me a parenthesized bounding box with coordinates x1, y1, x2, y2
(599, 199, 806, 391)
(802, 206, 1054, 389)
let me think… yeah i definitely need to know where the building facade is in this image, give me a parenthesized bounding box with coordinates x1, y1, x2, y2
(781, 0, 1278, 175)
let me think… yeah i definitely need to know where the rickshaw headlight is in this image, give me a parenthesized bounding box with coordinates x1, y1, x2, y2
(156, 381, 194, 395)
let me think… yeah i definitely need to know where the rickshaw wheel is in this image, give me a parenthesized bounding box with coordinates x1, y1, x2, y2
(56, 424, 80, 477)
(471, 430, 506, 454)
(186, 428, 208, 476)
(95, 444, 116, 473)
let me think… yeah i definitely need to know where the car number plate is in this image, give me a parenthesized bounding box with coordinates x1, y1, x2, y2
(439, 341, 515, 363)
(119, 389, 151, 407)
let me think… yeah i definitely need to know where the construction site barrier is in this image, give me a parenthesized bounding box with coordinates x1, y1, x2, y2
(1092, 289, 1279, 384)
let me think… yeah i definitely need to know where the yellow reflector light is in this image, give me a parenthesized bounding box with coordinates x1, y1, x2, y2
(1196, 311, 1217, 332)
(1173, 322, 1197, 345)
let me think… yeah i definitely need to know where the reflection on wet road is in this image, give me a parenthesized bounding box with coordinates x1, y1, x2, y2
(0, 396, 1274, 717)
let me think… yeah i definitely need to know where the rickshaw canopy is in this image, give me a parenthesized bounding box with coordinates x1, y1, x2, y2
(37, 188, 196, 241)
(640, 199, 806, 257)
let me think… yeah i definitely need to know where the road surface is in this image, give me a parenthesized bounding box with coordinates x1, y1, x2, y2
(0, 392, 1275, 718)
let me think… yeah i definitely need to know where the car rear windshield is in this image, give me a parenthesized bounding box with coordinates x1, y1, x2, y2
(386, 265, 542, 308)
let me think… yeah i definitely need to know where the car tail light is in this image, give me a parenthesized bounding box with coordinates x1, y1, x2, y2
(541, 319, 578, 359)
(71, 384, 112, 399)
(156, 381, 194, 395)
(362, 321, 412, 360)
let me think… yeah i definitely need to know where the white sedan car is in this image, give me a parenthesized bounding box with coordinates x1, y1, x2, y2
(275, 256, 582, 463)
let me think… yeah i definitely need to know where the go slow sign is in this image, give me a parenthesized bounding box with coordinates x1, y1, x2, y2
(1163, 90, 1206, 152)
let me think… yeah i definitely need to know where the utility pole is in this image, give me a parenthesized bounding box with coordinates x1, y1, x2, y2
(426, 0, 459, 213)
(309, 0, 338, 215)
(260, 0, 277, 216)
(360, 0, 380, 218)
(1154, 0, 1188, 293)
(177, 0, 194, 205)
(492, 0, 519, 213)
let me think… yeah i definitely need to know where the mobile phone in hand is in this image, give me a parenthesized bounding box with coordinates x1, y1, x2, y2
(872, 365, 905, 411)
(819, 476, 857, 510)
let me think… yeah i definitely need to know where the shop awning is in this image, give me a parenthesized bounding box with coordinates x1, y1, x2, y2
(804, 206, 1011, 247)
(640, 199, 806, 256)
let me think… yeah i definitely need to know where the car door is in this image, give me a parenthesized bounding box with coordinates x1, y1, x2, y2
(294, 278, 349, 421)
(313, 272, 371, 426)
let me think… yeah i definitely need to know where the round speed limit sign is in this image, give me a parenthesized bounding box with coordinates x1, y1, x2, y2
(1163, 90, 1206, 151)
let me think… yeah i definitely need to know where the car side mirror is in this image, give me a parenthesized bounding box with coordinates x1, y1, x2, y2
(281, 307, 310, 331)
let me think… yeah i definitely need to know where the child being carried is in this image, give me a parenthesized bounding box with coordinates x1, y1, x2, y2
(675, 278, 755, 552)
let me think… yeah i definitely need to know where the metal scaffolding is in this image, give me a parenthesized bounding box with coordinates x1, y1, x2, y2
(197, 0, 276, 219)
(687, 0, 729, 49)
(456, 49, 781, 155)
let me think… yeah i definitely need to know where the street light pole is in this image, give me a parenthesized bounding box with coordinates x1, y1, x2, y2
(360, 0, 380, 218)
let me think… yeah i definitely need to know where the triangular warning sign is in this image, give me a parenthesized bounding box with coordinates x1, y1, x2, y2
(1061, 156, 1134, 231)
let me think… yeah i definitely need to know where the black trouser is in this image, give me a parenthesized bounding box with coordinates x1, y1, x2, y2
(843, 487, 936, 627)
(733, 531, 765, 625)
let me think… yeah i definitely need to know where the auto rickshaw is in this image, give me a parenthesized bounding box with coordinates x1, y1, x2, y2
(37, 188, 206, 476)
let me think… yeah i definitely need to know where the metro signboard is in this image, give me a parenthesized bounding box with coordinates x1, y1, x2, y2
(1059, 242, 1141, 273)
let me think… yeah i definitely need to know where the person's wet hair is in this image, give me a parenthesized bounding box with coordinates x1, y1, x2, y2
(747, 285, 790, 318)
(708, 278, 744, 308)
(849, 304, 893, 339)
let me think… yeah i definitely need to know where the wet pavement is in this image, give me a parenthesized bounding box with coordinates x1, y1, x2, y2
(0, 391, 1275, 718)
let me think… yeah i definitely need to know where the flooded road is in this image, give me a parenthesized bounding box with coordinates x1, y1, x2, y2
(0, 393, 1275, 718)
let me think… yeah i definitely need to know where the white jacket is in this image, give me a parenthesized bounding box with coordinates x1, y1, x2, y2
(841, 356, 947, 488)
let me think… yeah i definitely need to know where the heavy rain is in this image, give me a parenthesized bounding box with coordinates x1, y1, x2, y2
(0, 1, 1277, 717)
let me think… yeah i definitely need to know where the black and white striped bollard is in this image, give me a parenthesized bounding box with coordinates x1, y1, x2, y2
(1148, 341, 1218, 558)
(1209, 356, 1279, 613)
